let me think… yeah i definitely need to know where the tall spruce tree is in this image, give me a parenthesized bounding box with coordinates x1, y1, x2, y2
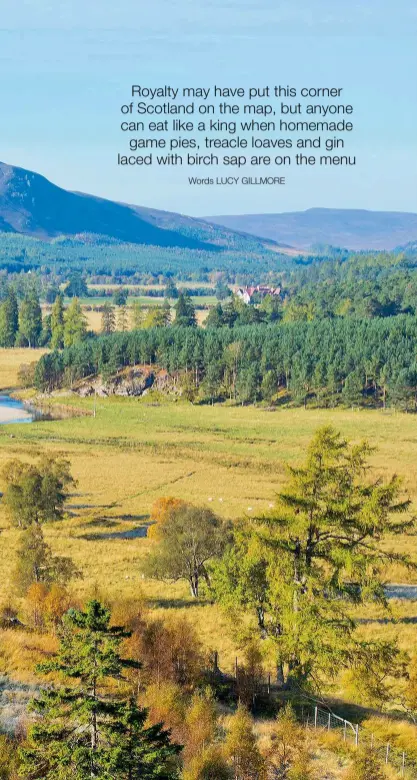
(51, 292, 65, 349)
(18, 290, 42, 347)
(20, 601, 181, 779)
(64, 298, 87, 347)
(0, 287, 19, 347)
(174, 293, 196, 327)
(101, 302, 116, 334)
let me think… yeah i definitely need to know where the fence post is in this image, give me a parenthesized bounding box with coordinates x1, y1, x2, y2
(314, 707, 318, 729)
(402, 752, 406, 776)
(213, 650, 218, 673)
(267, 673, 271, 695)
(328, 712, 331, 731)
(355, 724, 359, 747)
(386, 744, 390, 765)
(343, 721, 347, 742)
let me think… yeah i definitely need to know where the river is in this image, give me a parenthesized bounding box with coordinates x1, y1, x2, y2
(0, 394, 35, 424)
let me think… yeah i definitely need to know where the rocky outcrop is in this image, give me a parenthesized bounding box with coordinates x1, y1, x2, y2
(75, 366, 180, 398)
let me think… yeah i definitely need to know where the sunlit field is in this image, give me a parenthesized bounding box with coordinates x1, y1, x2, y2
(42, 302, 210, 333)
(0, 348, 47, 390)
(2, 392, 417, 672)
(1, 347, 417, 728)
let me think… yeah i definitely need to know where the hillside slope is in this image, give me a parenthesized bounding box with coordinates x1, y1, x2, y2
(205, 208, 417, 251)
(0, 162, 257, 252)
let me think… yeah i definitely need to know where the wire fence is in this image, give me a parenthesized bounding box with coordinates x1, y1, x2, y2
(210, 653, 417, 779)
(305, 706, 417, 779)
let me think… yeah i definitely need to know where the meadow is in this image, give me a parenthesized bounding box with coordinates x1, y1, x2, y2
(1, 346, 417, 677)
(2, 349, 417, 777)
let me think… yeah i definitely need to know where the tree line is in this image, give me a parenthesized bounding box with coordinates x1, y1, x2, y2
(34, 316, 417, 410)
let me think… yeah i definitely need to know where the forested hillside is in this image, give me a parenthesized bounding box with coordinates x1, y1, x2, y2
(0, 232, 289, 278)
(35, 317, 417, 409)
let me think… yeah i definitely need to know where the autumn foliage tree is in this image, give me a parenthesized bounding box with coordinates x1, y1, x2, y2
(224, 705, 266, 780)
(265, 704, 315, 780)
(148, 496, 186, 539)
(344, 748, 386, 780)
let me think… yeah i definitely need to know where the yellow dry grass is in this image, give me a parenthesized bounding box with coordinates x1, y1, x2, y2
(84, 307, 208, 332)
(1, 349, 417, 698)
(0, 348, 47, 391)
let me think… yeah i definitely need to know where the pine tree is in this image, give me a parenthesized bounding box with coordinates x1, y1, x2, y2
(117, 304, 128, 332)
(20, 601, 181, 779)
(174, 294, 196, 327)
(131, 300, 145, 329)
(103, 698, 181, 779)
(64, 298, 87, 347)
(113, 287, 128, 307)
(101, 302, 116, 334)
(51, 292, 65, 349)
(0, 287, 19, 347)
(18, 290, 42, 347)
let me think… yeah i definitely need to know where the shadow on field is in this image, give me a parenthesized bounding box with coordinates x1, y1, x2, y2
(357, 616, 417, 625)
(149, 597, 207, 610)
(79, 523, 151, 541)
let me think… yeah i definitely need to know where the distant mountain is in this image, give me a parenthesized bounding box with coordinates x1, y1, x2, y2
(0, 162, 274, 253)
(205, 208, 417, 251)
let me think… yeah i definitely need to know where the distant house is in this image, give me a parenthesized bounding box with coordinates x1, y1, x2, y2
(236, 285, 281, 304)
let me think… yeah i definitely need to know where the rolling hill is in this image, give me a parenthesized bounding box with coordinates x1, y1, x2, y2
(0, 162, 272, 253)
(205, 208, 417, 251)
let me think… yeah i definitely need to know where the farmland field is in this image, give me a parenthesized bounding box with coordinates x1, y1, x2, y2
(2, 347, 417, 683)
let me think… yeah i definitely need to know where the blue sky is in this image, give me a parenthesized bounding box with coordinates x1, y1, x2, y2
(1, 1, 416, 216)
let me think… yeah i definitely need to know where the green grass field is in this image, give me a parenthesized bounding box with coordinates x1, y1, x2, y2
(1, 351, 417, 708)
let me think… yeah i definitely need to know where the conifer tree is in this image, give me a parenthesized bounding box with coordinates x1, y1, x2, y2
(101, 302, 116, 334)
(131, 300, 145, 329)
(64, 298, 87, 347)
(174, 293, 196, 327)
(103, 697, 181, 779)
(20, 601, 181, 779)
(117, 304, 128, 332)
(51, 292, 65, 349)
(18, 290, 42, 347)
(213, 427, 416, 689)
(0, 287, 19, 347)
